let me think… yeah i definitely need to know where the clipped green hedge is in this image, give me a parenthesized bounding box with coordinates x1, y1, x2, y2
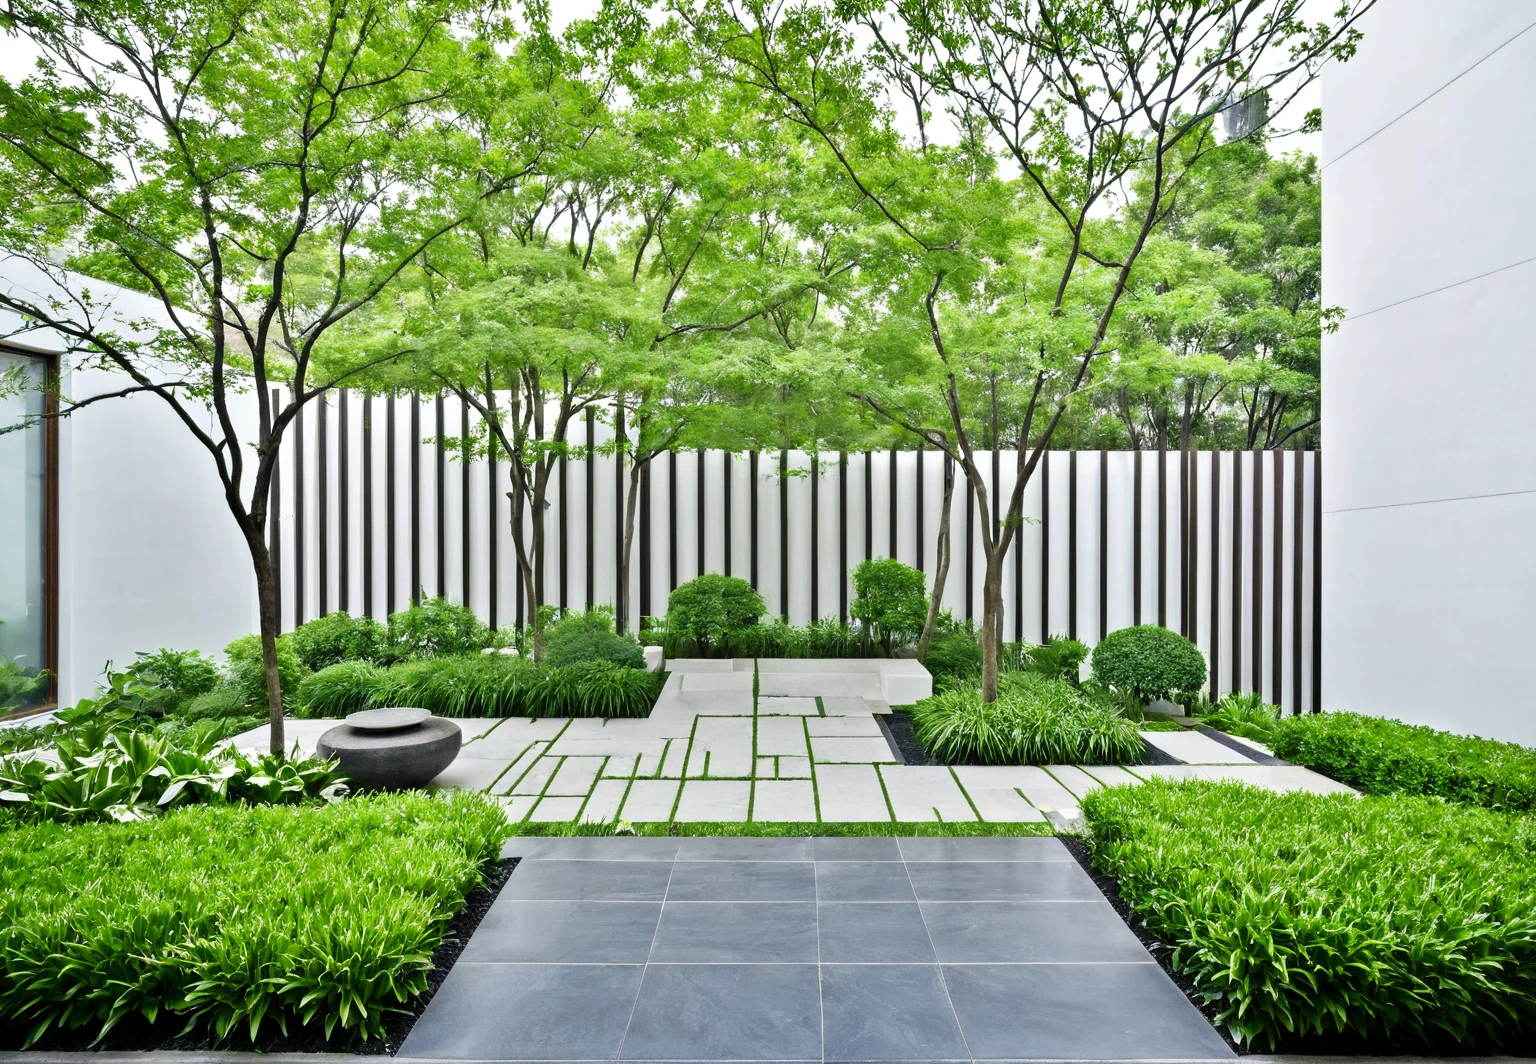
(1083, 780, 1536, 1051)
(911, 674, 1143, 765)
(297, 655, 664, 719)
(0, 792, 510, 1047)
(1270, 711, 1536, 813)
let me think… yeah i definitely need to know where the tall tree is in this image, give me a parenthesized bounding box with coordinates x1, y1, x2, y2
(689, 0, 1373, 700)
(0, 0, 554, 750)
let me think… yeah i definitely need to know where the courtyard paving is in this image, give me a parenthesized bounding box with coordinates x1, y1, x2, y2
(231, 657, 1353, 824)
(396, 834, 1235, 1062)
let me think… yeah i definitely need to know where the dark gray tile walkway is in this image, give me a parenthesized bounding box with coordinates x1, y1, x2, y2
(399, 837, 1235, 1063)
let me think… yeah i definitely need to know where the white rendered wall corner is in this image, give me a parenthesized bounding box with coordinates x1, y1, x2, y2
(0, 260, 257, 705)
(1321, 3, 1536, 744)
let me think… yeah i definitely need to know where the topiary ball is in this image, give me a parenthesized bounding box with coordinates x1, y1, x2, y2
(1091, 625, 1207, 703)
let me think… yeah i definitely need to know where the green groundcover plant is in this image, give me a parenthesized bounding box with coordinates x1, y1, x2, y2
(911, 673, 1143, 765)
(1270, 711, 1536, 813)
(297, 655, 664, 719)
(0, 792, 510, 1048)
(1083, 780, 1536, 1051)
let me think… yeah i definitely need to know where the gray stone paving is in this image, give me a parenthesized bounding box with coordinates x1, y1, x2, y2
(229, 656, 1354, 822)
(398, 835, 1235, 1062)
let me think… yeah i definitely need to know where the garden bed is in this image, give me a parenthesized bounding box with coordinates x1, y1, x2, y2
(0, 792, 512, 1052)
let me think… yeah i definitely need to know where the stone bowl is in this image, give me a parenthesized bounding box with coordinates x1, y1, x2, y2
(316, 715, 461, 790)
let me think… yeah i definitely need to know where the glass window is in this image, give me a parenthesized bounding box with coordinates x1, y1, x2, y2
(0, 349, 51, 712)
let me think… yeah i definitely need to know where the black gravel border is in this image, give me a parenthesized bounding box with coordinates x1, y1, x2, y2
(5, 857, 519, 1055)
(1195, 725, 1291, 765)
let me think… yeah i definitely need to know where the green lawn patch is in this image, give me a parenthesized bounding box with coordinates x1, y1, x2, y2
(1082, 779, 1536, 1051)
(0, 792, 509, 1048)
(1270, 711, 1536, 813)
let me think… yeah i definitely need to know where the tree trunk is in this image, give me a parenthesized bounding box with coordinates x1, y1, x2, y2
(916, 462, 956, 662)
(617, 454, 645, 635)
(243, 527, 286, 755)
(979, 549, 1005, 703)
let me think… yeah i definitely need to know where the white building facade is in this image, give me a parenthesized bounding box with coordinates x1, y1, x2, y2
(1322, 2, 1536, 743)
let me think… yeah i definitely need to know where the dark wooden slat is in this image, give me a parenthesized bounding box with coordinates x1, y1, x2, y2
(780, 449, 790, 618)
(965, 476, 975, 621)
(1189, 450, 1200, 660)
(387, 393, 397, 614)
(1208, 452, 1221, 700)
(410, 393, 421, 607)
(435, 393, 445, 600)
(1273, 449, 1285, 705)
(1132, 450, 1142, 624)
(641, 457, 652, 620)
(1040, 452, 1050, 641)
(1252, 448, 1264, 695)
(1157, 449, 1166, 626)
(1067, 449, 1077, 640)
(751, 450, 760, 591)
(270, 389, 284, 630)
(461, 397, 472, 608)
(916, 444, 924, 571)
(863, 452, 873, 561)
(586, 409, 595, 610)
(487, 393, 497, 630)
(1011, 454, 1022, 641)
(810, 452, 820, 621)
(295, 398, 306, 625)
(697, 448, 706, 577)
(1099, 450, 1108, 640)
(339, 392, 349, 613)
(669, 449, 678, 593)
(839, 452, 848, 623)
(1231, 451, 1244, 692)
(1178, 442, 1188, 636)
(615, 405, 625, 617)
(723, 451, 733, 577)
(1312, 453, 1323, 713)
(889, 449, 898, 559)
(558, 427, 568, 610)
(1293, 449, 1304, 714)
(362, 393, 372, 619)
(318, 397, 328, 617)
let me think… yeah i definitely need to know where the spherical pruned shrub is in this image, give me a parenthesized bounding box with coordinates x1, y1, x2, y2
(289, 611, 387, 670)
(850, 558, 928, 655)
(665, 574, 764, 657)
(542, 608, 646, 669)
(1091, 625, 1207, 702)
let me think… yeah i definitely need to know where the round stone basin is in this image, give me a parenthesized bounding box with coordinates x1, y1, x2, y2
(346, 706, 431, 731)
(316, 714, 461, 790)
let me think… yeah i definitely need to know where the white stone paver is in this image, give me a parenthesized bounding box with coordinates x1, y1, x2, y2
(508, 754, 559, 795)
(810, 736, 899, 763)
(579, 779, 629, 823)
(761, 674, 881, 698)
(428, 756, 514, 792)
(675, 779, 751, 821)
(1045, 765, 1108, 799)
(686, 716, 754, 777)
(1079, 765, 1144, 789)
(1140, 729, 1258, 764)
(1131, 763, 1356, 795)
(756, 716, 810, 756)
(814, 764, 891, 822)
(820, 696, 875, 715)
(657, 738, 688, 778)
(681, 673, 753, 692)
(807, 715, 883, 737)
(778, 755, 812, 778)
(497, 794, 538, 822)
(758, 696, 820, 715)
(529, 796, 585, 822)
(602, 754, 638, 778)
(676, 691, 754, 715)
(950, 767, 1049, 823)
(880, 765, 977, 822)
(621, 779, 681, 820)
(756, 756, 777, 777)
(546, 756, 605, 796)
(752, 780, 817, 821)
(494, 742, 549, 793)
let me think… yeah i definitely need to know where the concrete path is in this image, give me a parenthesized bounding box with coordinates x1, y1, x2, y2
(398, 835, 1234, 1063)
(230, 658, 1353, 824)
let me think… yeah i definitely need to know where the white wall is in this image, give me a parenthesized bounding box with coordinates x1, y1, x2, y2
(0, 260, 257, 705)
(1322, 3, 1536, 744)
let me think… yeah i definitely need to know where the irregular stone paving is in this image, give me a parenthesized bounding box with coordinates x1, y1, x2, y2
(232, 657, 1354, 823)
(396, 835, 1236, 1062)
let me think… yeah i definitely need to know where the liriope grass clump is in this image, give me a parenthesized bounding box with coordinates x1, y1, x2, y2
(1083, 779, 1536, 1051)
(910, 674, 1143, 764)
(0, 792, 510, 1048)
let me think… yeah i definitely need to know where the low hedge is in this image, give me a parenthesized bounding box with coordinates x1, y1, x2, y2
(1083, 779, 1536, 1051)
(1270, 711, 1536, 813)
(297, 655, 664, 719)
(0, 792, 510, 1047)
(910, 674, 1143, 765)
